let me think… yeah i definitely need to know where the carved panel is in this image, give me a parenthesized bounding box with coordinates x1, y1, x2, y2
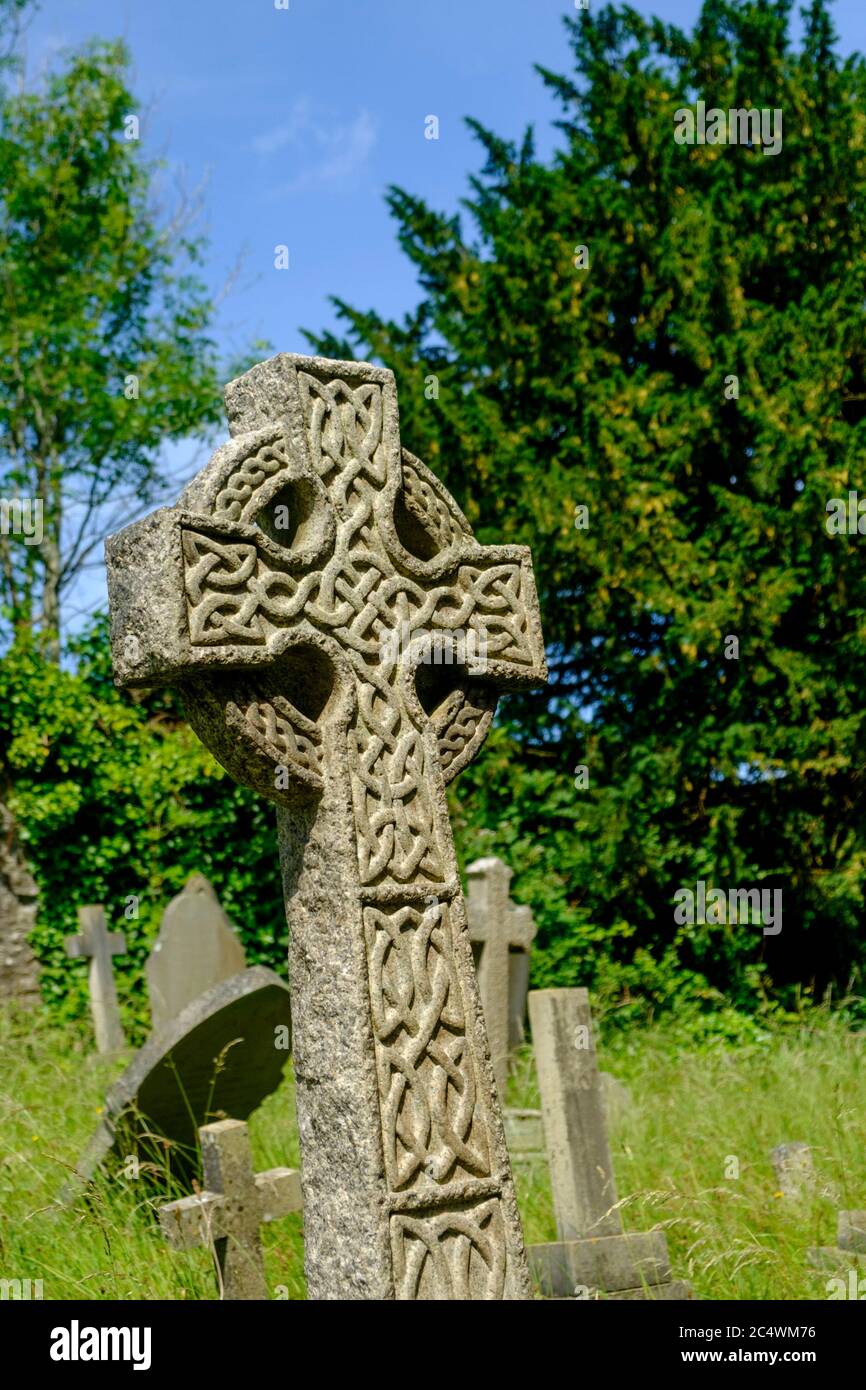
(391, 1198, 507, 1300)
(365, 899, 491, 1190)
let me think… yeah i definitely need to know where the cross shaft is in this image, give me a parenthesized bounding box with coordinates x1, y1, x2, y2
(65, 905, 126, 1054)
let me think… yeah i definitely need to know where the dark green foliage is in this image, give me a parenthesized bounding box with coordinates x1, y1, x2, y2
(0, 627, 285, 1040)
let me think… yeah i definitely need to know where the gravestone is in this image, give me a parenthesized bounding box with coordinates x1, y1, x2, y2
(770, 1142, 815, 1198)
(65, 906, 126, 1054)
(600, 1071, 634, 1126)
(506, 1075, 633, 1171)
(147, 874, 246, 1032)
(526, 988, 692, 1299)
(68, 965, 292, 1193)
(504, 1108, 545, 1161)
(106, 351, 548, 1300)
(159, 1118, 302, 1299)
(808, 1210, 866, 1271)
(466, 856, 537, 1096)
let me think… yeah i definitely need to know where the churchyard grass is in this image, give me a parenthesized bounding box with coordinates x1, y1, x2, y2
(510, 1009, 866, 1300)
(2, 1003, 863, 1300)
(0, 1006, 304, 1300)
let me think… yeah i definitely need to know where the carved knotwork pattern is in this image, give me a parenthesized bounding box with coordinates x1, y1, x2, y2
(183, 532, 320, 644)
(433, 689, 491, 774)
(366, 899, 490, 1191)
(401, 456, 471, 551)
(298, 371, 386, 486)
(391, 1199, 506, 1300)
(214, 432, 290, 522)
(241, 698, 322, 778)
(182, 374, 535, 890)
(352, 674, 444, 885)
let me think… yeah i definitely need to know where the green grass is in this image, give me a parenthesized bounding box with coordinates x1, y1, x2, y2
(509, 1013, 866, 1299)
(1, 1004, 864, 1299)
(0, 1006, 304, 1300)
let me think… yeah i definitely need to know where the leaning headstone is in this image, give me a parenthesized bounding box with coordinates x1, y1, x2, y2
(526, 988, 692, 1300)
(67, 965, 292, 1194)
(159, 1118, 302, 1299)
(65, 905, 126, 1054)
(770, 1142, 815, 1198)
(467, 856, 537, 1096)
(147, 874, 246, 1032)
(106, 351, 548, 1300)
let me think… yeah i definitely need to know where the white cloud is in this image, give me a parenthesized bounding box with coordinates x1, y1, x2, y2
(252, 100, 377, 192)
(251, 97, 314, 156)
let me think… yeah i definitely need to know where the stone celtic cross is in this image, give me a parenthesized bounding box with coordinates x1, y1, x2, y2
(159, 1118, 302, 1300)
(467, 856, 537, 1095)
(106, 353, 547, 1299)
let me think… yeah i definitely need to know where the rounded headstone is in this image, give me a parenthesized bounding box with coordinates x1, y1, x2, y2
(146, 874, 246, 1032)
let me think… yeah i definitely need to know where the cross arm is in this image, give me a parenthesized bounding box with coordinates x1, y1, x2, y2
(510, 904, 537, 951)
(106, 507, 288, 690)
(67, 933, 126, 958)
(65, 905, 126, 959)
(456, 547, 547, 691)
(158, 1170, 301, 1249)
(255, 1167, 303, 1222)
(158, 1191, 227, 1249)
(106, 507, 325, 807)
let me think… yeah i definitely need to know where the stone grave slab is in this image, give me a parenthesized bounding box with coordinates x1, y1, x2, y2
(0, 801, 40, 1006)
(531, 1230, 670, 1296)
(504, 1108, 545, 1161)
(839, 1210, 866, 1251)
(68, 965, 291, 1192)
(809, 1210, 866, 1271)
(600, 1071, 633, 1125)
(526, 987, 693, 1299)
(770, 1141, 815, 1198)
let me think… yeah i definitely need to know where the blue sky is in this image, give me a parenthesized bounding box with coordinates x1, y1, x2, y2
(19, 0, 866, 628)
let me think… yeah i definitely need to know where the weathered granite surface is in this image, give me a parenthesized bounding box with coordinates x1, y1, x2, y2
(106, 352, 548, 1298)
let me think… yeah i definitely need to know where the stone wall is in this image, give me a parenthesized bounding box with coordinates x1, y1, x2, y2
(0, 802, 40, 1004)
